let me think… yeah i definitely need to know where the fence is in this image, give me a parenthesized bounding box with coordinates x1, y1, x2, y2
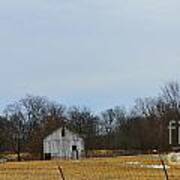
(0, 154, 180, 179)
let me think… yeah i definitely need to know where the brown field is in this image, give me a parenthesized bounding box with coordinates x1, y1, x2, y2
(0, 155, 180, 180)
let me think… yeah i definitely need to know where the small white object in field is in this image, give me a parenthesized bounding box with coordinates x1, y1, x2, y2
(168, 153, 180, 165)
(0, 158, 7, 164)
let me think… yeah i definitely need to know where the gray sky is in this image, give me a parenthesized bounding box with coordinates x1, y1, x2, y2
(0, 0, 180, 112)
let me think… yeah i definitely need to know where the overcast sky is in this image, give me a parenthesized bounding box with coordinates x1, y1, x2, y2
(0, 0, 180, 112)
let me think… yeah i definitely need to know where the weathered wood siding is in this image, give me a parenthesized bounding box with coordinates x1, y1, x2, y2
(43, 128, 84, 159)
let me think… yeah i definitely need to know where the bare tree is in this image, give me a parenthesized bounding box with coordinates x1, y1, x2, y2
(4, 103, 26, 161)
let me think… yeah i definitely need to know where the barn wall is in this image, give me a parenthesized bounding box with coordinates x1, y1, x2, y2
(43, 128, 84, 159)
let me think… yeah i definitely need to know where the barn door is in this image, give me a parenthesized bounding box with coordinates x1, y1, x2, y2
(72, 145, 79, 160)
(44, 153, 51, 160)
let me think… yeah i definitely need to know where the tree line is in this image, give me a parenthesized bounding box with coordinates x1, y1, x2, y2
(0, 81, 180, 160)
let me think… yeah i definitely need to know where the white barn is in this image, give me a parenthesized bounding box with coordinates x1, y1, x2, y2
(43, 127, 85, 160)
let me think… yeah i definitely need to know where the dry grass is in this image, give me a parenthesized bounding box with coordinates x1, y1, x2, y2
(0, 155, 180, 180)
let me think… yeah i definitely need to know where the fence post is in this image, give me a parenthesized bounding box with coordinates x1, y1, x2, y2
(159, 154, 169, 180)
(58, 166, 65, 180)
